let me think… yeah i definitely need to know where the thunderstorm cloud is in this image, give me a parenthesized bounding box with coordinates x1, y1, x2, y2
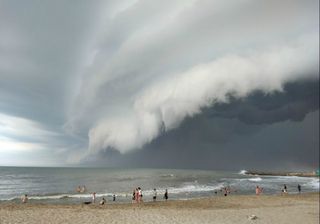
(0, 0, 318, 169)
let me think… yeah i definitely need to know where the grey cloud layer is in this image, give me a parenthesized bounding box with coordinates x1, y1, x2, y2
(0, 0, 104, 124)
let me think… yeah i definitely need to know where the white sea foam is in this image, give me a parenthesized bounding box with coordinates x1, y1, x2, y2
(28, 193, 91, 200)
(143, 183, 224, 196)
(5, 192, 127, 202)
(304, 178, 319, 189)
(238, 170, 248, 175)
(248, 177, 262, 182)
(159, 174, 175, 178)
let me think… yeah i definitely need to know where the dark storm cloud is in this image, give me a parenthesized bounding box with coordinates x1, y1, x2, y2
(83, 110, 319, 171)
(83, 79, 319, 170)
(204, 80, 319, 125)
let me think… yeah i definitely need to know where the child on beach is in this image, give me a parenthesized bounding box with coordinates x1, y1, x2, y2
(21, 194, 28, 203)
(100, 197, 106, 205)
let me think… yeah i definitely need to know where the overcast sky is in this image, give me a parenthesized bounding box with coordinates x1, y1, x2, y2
(0, 0, 319, 170)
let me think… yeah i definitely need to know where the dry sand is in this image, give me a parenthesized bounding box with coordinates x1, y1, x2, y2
(0, 193, 319, 224)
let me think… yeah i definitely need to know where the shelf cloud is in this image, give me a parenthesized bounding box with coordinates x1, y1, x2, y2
(0, 0, 318, 168)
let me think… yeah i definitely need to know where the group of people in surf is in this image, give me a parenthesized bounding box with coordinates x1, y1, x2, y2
(75, 186, 169, 205)
(213, 183, 302, 197)
(255, 184, 302, 195)
(214, 186, 237, 196)
(20, 183, 303, 204)
(132, 187, 143, 203)
(131, 187, 169, 203)
(280, 184, 301, 194)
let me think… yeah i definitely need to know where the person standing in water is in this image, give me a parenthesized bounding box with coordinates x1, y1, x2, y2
(164, 189, 168, 201)
(153, 188, 157, 202)
(92, 192, 96, 204)
(223, 187, 228, 196)
(135, 188, 139, 203)
(255, 186, 260, 195)
(138, 187, 143, 203)
(298, 184, 301, 193)
(255, 186, 263, 195)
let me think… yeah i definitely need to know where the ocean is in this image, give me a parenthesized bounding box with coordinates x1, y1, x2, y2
(0, 167, 318, 204)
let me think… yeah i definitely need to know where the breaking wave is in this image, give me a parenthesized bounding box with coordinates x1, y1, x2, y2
(248, 177, 262, 182)
(238, 170, 248, 175)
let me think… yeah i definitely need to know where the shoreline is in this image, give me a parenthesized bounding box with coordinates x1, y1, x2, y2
(0, 193, 318, 224)
(2, 189, 319, 205)
(1, 182, 319, 205)
(0, 192, 319, 208)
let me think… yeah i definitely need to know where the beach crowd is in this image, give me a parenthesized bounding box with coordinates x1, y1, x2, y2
(20, 183, 303, 204)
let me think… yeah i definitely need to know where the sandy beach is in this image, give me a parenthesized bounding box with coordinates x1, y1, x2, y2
(0, 193, 318, 224)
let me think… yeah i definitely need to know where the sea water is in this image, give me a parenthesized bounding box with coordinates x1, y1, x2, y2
(0, 167, 318, 204)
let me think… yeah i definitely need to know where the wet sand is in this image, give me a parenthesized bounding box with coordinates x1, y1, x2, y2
(0, 193, 318, 224)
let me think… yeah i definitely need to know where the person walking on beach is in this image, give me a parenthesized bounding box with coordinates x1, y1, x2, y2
(138, 187, 143, 203)
(113, 194, 116, 201)
(153, 188, 157, 202)
(135, 188, 139, 203)
(164, 189, 168, 201)
(298, 184, 301, 193)
(132, 189, 136, 203)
